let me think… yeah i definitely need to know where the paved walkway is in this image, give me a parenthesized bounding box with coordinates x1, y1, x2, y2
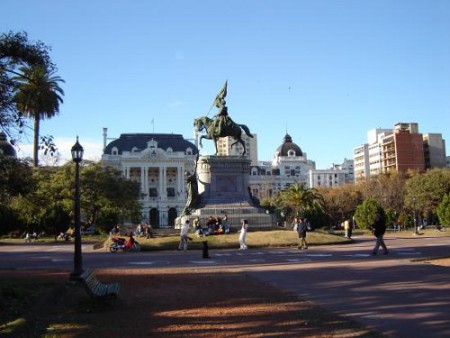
(1, 234, 449, 337)
(247, 236, 450, 338)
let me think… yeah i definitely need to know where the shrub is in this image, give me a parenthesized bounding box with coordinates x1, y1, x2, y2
(437, 193, 450, 226)
(354, 198, 385, 230)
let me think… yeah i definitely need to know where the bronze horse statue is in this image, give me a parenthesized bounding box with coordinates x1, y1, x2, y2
(194, 116, 253, 156)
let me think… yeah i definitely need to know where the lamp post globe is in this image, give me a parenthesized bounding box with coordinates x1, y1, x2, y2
(71, 137, 84, 163)
(70, 137, 84, 281)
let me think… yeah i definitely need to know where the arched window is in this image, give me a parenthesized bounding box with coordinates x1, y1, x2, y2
(168, 208, 177, 227)
(287, 149, 296, 157)
(112, 147, 119, 155)
(186, 147, 193, 155)
(132, 146, 139, 153)
(150, 208, 160, 228)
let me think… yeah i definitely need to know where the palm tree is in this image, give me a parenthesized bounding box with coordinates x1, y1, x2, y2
(13, 65, 64, 166)
(280, 181, 324, 218)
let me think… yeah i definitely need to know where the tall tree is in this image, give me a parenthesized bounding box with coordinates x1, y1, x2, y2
(404, 168, 450, 220)
(13, 65, 64, 166)
(318, 184, 363, 226)
(0, 31, 52, 139)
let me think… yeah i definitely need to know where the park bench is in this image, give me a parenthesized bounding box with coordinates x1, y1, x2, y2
(79, 269, 120, 299)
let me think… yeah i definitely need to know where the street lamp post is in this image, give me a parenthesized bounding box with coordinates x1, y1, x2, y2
(70, 137, 84, 281)
(413, 197, 418, 235)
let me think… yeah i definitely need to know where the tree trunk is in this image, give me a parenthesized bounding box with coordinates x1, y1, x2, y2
(33, 116, 40, 167)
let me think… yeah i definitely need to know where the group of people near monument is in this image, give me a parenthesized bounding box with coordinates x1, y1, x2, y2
(109, 223, 154, 239)
(193, 215, 231, 237)
(179, 217, 248, 252)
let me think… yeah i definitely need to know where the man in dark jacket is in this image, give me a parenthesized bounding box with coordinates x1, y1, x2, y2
(296, 217, 308, 250)
(371, 213, 388, 255)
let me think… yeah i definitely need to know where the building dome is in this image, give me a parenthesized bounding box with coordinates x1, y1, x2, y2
(0, 132, 17, 158)
(275, 133, 303, 157)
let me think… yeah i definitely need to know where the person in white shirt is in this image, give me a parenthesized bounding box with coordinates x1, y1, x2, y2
(178, 219, 191, 252)
(239, 219, 248, 250)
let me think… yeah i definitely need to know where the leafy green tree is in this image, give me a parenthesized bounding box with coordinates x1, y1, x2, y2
(0, 155, 34, 203)
(278, 181, 324, 220)
(13, 65, 64, 166)
(354, 198, 385, 230)
(9, 162, 141, 234)
(0, 31, 52, 139)
(404, 169, 450, 222)
(80, 163, 141, 231)
(437, 193, 450, 226)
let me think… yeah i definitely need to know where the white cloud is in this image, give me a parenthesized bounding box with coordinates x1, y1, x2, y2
(17, 137, 104, 165)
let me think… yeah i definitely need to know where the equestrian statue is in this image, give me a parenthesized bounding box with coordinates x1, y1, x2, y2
(194, 81, 253, 156)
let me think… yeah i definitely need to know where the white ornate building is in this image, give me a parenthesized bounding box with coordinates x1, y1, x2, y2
(248, 134, 316, 200)
(101, 131, 198, 228)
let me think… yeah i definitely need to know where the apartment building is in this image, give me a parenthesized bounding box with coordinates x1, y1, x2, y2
(354, 122, 445, 181)
(216, 133, 258, 166)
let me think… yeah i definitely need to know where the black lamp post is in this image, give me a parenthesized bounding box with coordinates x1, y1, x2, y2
(70, 137, 84, 280)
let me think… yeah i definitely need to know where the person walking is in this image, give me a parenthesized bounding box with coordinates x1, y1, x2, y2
(371, 213, 388, 255)
(344, 219, 351, 238)
(178, 219, 191, 252)
(239, 219, 248, 250)
(296, 217, 308, 249)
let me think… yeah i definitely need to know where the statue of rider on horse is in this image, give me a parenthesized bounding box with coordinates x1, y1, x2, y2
(194, 81, 253, 156)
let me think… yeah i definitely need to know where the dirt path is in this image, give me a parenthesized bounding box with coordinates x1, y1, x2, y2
(1, 268, 381, 337)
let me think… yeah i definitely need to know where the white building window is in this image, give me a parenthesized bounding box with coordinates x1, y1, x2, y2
(112, 147, 119, 155)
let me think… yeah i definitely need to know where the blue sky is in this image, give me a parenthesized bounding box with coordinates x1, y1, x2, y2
(2, 0, 450, 168)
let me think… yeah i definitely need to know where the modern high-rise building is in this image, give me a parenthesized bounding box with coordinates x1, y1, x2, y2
(423, 133, 447, 168)
(382, 123, 425, 174)
(216, 133, 258, 166)
(353, 122, 446, 181)
(354, 144, 369, 180)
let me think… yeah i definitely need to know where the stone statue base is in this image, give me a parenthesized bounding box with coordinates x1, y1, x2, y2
(190, 155, 275, 228)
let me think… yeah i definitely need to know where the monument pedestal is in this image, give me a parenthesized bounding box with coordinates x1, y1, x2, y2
(192, 155, 275, 227)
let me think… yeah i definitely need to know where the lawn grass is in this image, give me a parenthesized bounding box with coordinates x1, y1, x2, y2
(105, 229, 352, 251)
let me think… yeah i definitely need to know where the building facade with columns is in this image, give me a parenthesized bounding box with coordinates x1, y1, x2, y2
(101, 132, 198, 228)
